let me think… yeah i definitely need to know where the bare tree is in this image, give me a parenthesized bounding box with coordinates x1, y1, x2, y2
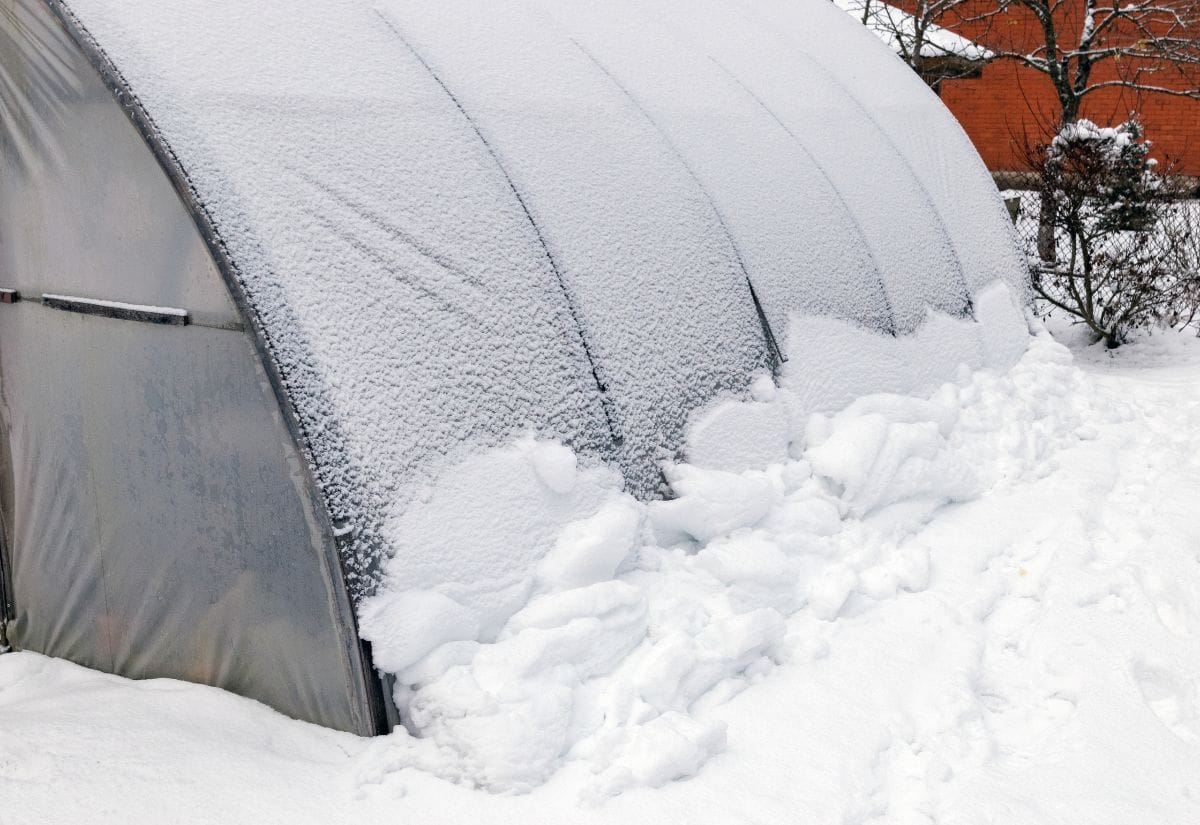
(848, 1, 1200, 107)
(836, 1, 991, 92)
(973, 1, 1200, 124)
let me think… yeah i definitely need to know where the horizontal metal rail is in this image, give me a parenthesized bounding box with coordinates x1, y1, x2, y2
(41, 293, 189, 326)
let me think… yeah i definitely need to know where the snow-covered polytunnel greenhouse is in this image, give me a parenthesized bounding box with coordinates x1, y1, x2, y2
(0, 0, 1031, 735)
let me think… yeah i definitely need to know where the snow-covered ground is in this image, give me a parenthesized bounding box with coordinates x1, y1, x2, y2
(3, 324, 1200, 824)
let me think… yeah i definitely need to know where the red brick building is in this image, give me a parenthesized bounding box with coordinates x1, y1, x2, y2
(892, 2, 1200, 177)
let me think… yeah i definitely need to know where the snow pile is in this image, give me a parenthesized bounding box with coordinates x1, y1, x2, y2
(7, 327, 1200, 823)
(355, 327, 1097, 797)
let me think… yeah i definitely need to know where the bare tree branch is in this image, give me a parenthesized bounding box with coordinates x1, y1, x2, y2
(956, 0, 1200, 124)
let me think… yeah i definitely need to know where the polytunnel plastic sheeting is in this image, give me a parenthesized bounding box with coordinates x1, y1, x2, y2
(728, 0, 1030, 300)
(0, 0, 1035, 735)
(59, 0, 774, 507)
(47, 0, 1030, 572)
(196, 90, 619, 467)
(54, 0, 628, 526)
(0, 0, 239, 327)
(0, 306, 371, 733)
(374, 1, 775, 482)
(657, 0, 975, 330)
(533, 0, 897, 337)
(0, 0, 376, 735)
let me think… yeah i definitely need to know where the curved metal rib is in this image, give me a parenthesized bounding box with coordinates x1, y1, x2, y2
(567, 36, 788, 366)
(790, 50, 975, 317)
(372, 8, 623, 447)
(709, 56, 899, 337)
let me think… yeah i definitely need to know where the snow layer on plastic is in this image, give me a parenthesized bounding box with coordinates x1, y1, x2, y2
(60, 0, 1029, 590)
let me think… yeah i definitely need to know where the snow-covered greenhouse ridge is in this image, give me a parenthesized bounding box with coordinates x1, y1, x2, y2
(1, 0, 1030, 736)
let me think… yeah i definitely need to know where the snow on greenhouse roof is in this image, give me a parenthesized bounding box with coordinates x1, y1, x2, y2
(832, 0, 993, 61)
(57, 0, 1029, 591)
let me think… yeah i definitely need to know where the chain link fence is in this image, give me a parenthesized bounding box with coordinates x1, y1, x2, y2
(1003, 188, 1200, 334)
(1004, 189, 1200, 270)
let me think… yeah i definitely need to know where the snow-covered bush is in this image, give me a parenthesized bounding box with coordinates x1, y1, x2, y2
(1031, 118, 1200, 347)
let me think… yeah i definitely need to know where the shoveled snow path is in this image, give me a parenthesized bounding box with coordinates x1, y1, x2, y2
(2, 333, 1199, 824)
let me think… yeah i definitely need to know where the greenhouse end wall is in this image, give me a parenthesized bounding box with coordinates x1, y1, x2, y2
(0, 0, 379, 735)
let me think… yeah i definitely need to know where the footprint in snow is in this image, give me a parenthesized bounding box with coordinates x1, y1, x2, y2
(1133, 661, 1199, 744)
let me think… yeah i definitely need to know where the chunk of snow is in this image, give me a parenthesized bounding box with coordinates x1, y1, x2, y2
(686, 395, 792, 474)
(649, 466, 779, 544)
(358, 590, 479, 673)
(523, 440, 579, 496)
(589, 713, 728, 799)
(536, 498, 642, 591)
